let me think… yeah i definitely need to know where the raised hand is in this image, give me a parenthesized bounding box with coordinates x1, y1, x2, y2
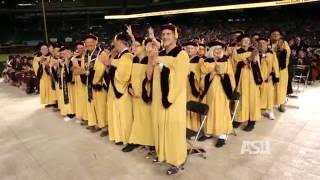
(126, 25, 134, 38)
(148, 27, 155, 40)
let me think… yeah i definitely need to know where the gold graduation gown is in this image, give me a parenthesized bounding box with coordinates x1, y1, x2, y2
(152, 46, 188, 167)
(33, 55, 56, 105)
(59, 60, 75, 116)
(272, 41, 291, 105)
(233, 47, 262, 122)
(85, 48, 107, 128)
(128, 56, 154, 146)
(227, 44, 240, 72)
(56, 68, 64, 111)
(107, 49, 133, 143)
(200, 56, 235, 136)
(74, 57, 88, 120)
(92, 59, 107, 128)
(260, 51, 280, 110)
(186, 56, 201, 131)
(48, 56, 57, 104)
(32, 56, 40, 76)
(50, 60, 63, 110)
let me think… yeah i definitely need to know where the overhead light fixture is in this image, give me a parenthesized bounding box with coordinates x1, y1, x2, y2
(17, 3, 34, 6)
(105, 0, 320, 19)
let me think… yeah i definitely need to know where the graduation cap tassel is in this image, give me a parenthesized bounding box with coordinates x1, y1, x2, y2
(175, 27, 178, 39)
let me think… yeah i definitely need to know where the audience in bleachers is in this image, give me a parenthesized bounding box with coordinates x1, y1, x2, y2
(2, 55, 38, 94)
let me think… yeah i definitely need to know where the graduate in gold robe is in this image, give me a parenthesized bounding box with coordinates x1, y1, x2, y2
(232, 34, 263, 132)
(107, 33, 133, 145)
(199, 41, 235, 147)
(47, 43, 58, 108)
(49, 43, 62, 112)
(184, 41, 201, 132)
(83, 34, 108, 133)
(71, 42, 89, 125)
(58, 46, 76, 121)
(226, 31, 243, 57)
(33, 43, 56, 107)
(198, 43, 207, 59)
(146, 24, 188, 175)
(270, 29, 291, 112)
(121, 37, 154, 152)
(251, 33, 260, 48)
(258, 37, 280, 120)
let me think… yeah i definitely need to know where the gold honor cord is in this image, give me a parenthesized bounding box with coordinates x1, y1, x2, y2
(105, 0, 319, 20)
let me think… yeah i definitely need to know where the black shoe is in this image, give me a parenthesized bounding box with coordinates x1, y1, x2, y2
(86, 126, 95, 130)
(91, 127, 102, 133)
(122, 144, 140, 152)
(243, 121, 255, 132)
(278, 104, 286, 112)
(100, 130, 108, 137)
(149, 146, 155, 151)
(115, 142, 123, 146)
(152, 157, 161, 163)
(197, 135, 212, 142)
(233, 121, 242, 128)
(215, 139, 226, 148)
(166, 166, 183, 175)
(45, 104, 54, 108)
(80, 120, 88, 126)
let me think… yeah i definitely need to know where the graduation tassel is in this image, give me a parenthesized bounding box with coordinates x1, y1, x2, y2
(174, 27, 178, 39)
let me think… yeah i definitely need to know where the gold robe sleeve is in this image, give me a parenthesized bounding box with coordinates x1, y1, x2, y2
(33, 56, 40, 76)
(114, 53, 133, 93)
(167, 51, 189, 103)
(227, 58, 236, 90)
(272, 53, 280, 79)
(93, 58, 106, 85)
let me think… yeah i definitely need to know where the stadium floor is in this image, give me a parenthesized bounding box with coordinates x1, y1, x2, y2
(0, 80, 320, 180)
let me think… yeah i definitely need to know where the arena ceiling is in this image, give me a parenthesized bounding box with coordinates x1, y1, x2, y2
(0, 0, 318, 17)
(1, 0, 276, 10)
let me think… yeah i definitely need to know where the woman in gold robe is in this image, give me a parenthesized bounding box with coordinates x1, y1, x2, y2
(199, 41, 235, 147)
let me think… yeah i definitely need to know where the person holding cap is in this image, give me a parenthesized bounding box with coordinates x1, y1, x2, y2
(232, 34, 263, 132)
(199, 41, 235, 147)
(146, 23, 189, 175)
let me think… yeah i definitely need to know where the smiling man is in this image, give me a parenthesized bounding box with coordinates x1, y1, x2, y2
(146, 23, 189, 175)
